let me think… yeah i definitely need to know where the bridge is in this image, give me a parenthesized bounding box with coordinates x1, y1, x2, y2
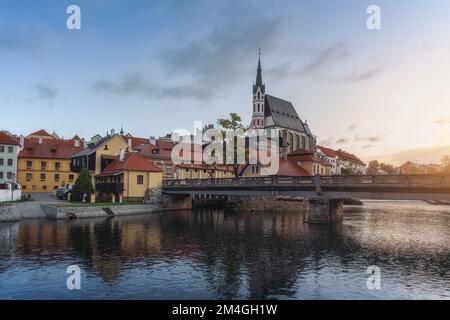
(163, 174, 450, 201)
(162, 175, 450, 224)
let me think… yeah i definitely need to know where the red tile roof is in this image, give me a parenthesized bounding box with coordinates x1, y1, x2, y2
(121, 134, 150, 149)
(317, 146, 339, 158)
(0, 131, 20, 146)
(27, 129, 53, 138)
(276, 160, 310, 176)
(97, 152, 162, 176)
(18, 138, 84, 159)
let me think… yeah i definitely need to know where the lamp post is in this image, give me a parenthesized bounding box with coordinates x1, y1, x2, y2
(10, 173, 16, 202)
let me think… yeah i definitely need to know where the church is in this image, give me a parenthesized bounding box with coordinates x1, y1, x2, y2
(250, 54, 316, 154)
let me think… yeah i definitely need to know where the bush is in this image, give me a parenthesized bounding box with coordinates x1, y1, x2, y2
(71, 167, 94, 202)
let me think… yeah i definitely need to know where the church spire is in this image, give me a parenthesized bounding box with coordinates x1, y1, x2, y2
(253, 49, 265, 95)
(255, 49, 263, 87)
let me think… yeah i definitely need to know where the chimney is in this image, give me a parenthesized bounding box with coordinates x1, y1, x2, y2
(82, 138, 87, 148)
(19, 135, 24, 151)
(74, 140, 80, 147)
(149, 136, 156, 145)
(119, 148, 125, 162)
(127, 138, 132, 148)
(38, 137, 43, 144)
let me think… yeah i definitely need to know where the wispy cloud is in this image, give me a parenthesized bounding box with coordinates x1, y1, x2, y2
(34, 84, 58, 100)
(433, 117, 450, 125)
(339, 67, 383, 83)
(355, 134, 382, 142)
(302, 42, 350, 74)
(347, 125, 357, 131)
(336, 138, 348, 144)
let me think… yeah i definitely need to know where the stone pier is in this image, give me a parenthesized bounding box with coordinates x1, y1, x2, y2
(162, 194, 193, 210)
(304, 198, 344, 224)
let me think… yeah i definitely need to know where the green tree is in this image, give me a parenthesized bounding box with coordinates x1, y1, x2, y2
(71, 167, 94, 202)
(442, 155, 450, 173)
(366, 160, 380, 175)
(217, 113, 247, 178)
(380, 162, 397, 175)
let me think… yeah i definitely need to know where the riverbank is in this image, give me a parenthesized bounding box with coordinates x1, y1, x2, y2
(0, 202, 163, 222)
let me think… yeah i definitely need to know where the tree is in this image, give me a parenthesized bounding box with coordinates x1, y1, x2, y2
(71, 167, 94, 202)
(366, 160, 380, 175)
(442, 155, 450, 173)
(380, 163, 397, 175)
(217, 113, 247, 178)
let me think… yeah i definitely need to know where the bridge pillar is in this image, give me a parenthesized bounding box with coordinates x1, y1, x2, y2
(305, 198, 344, 224)
(162, 194, 192, 210)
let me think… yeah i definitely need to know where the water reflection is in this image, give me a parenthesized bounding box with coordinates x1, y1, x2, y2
(0, 202, 449, 299)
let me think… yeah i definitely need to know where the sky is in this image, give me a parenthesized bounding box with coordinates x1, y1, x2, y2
(1, 0, 450, 164)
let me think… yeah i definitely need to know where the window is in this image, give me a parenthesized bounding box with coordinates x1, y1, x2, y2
(258, 92, 260, 99)
(7, 159, 13, 166)
(22, 185, 26, 190)
(0, 172, 3, 179)
(69, 174, 74, 182)
(7, 172, 13, 180)
(194, 169, 198, 173)
(0, 146, 3, 153)
(8, 146, 13, 153)
(43, 186, 47, 190)
(26, 173, 32, 181)
(55, 162, 61, 170)
(0, 159, 3, 166)
(54, 174, 60, 182)
(40, 173, 46, 181)
(137, 175, 144, 185)
(27, 161, 33, 169)
(41, 162, 47, 170)
(186, 169, 189, 173)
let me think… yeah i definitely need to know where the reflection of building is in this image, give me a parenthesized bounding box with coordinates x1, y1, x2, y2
(0, 131, 20, 184)
(250, 54, 316, 154)
(17, 130, 84, 192)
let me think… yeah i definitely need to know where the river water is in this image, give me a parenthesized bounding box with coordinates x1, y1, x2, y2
(0, 201, 449, 299)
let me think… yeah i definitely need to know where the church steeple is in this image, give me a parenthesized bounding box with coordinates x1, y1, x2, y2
(251, 49, 266, 129)
(253, 49, 265, 95)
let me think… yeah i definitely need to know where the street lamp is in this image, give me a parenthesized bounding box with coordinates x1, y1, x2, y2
(10, 173, 16, 202)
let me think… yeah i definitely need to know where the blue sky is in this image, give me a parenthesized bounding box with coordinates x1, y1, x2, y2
(1, 0, 450, 162)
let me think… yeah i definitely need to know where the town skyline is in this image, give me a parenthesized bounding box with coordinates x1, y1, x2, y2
(2, 1, 450, 164)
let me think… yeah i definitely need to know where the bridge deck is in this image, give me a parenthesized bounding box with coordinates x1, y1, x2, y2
(162, 175, 450, 201)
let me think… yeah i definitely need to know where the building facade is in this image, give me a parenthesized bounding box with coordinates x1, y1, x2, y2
(17, 130, 84, 192)
(0, 131, 20, 184)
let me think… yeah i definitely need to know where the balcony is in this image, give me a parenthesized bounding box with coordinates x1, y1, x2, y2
(95, 183, 124, 193)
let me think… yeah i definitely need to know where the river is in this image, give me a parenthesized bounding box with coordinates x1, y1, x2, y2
(0, 200, 449, 299)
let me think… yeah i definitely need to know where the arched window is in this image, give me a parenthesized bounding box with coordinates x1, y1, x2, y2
(258, 92, 260, 99)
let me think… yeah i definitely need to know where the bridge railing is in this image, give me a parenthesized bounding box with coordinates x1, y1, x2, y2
(163, 174, 450, 188)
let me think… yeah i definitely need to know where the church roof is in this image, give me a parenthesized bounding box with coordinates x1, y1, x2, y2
(264, 94, 306, 133)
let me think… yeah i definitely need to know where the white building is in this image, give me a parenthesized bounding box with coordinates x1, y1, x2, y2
(0, 131, 21, 184)
(317, 145, 366, 175)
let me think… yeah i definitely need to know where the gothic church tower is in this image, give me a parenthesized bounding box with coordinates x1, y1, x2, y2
(251, 51, 265, 129)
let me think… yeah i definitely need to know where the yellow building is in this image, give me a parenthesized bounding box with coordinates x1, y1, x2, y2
(95, 152, 163, 202)
(17, 130, 84, 193)
(70, 134, 131, 177)
(174, 163, 235, 179)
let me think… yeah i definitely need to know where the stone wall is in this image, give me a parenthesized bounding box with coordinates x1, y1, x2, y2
(41, 204, 163, 220)
(162, 194, 192, 210)
(227, 195, 309, 212)
(0, 205, 21, 222)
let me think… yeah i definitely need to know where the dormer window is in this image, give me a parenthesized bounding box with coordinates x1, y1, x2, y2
(152, 149, 160, 155)
(104, 144, 108, 150)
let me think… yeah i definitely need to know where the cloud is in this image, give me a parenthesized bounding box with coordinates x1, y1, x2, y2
(339, 67, 383, 83)
(347, 125, 357, 131)
(90, 16, 287, 101)
(302, 42, 350, 74)
(319, 138, 333, 146)
(34, 84, 58, 100)
(361, 144, 372, 149)
(336, 138, 348, 144)
(355, 134, 382, 142)
(433, 118, 450, 125)
(89, 72, 215, 101)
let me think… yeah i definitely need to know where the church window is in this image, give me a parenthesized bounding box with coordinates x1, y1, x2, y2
(258, 92, 260, 99)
